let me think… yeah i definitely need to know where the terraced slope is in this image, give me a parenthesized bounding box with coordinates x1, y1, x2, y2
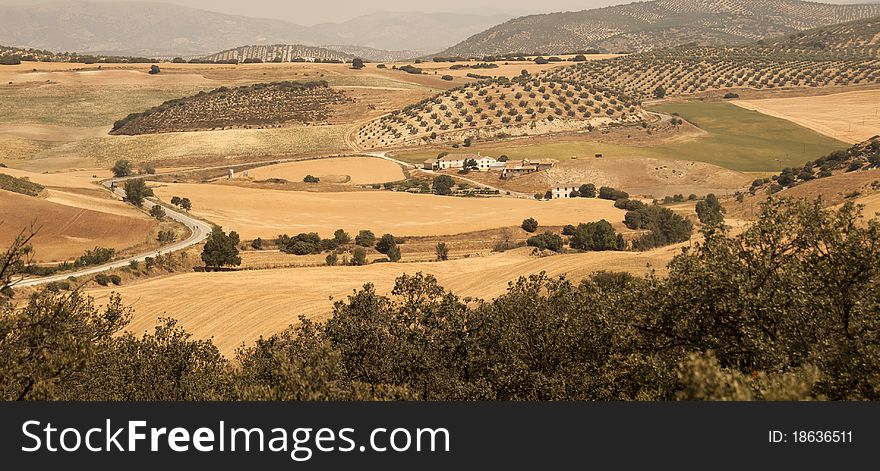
(440, 0, 880, 56)
(110, 81, 352, 135)
(354, 78, 646, 149)
(542, 46, 880, 99)
(199, 44, 354, 63)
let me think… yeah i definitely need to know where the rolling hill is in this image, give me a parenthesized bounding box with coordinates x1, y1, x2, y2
(764, 14, 880, 55)
(199, 45, 355, 63)
(541, 45, 880, 99)
(110, 81, 352, 135)
(439, 0, 880, 56)
(354, 77, 647, 149)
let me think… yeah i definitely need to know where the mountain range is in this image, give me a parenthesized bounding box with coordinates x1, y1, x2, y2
(439, 0, 880, 56)
(0, 1, 510, 57)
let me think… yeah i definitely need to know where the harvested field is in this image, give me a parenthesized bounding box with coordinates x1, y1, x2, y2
(42, 125, 350, 166)
(0, 167, 108, 190)
(0, 189, 156, 263)
(86, 244, 684, 356)
(732, 89, 880, 144)
(151, 183, 625, 239)
(247, 156, 405, 185)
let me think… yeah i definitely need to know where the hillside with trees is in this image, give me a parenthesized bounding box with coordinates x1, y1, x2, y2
(199, 44, 355, 63)
(110, 81, 352, 135)
(439, 0, 880, 56)
(541, 45, 880, 99)
(354, 76, 647, 149)
(763, 15, 880, 56)
(0, 44, 154, 64)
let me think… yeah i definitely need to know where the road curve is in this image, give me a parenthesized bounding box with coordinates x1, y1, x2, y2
(14, 181, 212, 288)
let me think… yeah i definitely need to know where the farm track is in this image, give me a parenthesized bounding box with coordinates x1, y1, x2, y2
(14, 180, 212, 287)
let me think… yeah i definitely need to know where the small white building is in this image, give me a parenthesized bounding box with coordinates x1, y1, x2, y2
(436, 152, 497, 171)
(552, 183, 580, 199)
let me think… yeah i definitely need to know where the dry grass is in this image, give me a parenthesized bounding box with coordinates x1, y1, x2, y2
(86, 244, 683, 356)
(247, 156, 404, 185)
(0, 167, 108, 190)
(0, 189, 156, 263)
(732, 89, 880, 144)
(42, 125, 350, 165)
(456, 155, 751, 198)
(151, 183, 626, 239)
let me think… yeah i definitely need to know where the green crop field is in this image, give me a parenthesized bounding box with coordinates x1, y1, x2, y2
(394, 101, 849, 173)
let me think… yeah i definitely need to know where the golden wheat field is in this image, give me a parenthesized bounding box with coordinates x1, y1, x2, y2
(732, 89, 880, 144)
(151, 183, 626, 239)
(0, 190, 156, 262)
(246, 156, 405, 184)
(86, 244, 684, 356)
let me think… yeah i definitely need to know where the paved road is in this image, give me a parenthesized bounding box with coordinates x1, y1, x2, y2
(14, 182, 212, 288)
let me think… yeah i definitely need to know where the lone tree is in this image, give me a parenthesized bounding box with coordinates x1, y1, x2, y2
(433, 175, 455, 195)
(112, 159, 133, 177)
(303, 175, 320, 183)
(149, 65, 160, 75)
(179, 198, 192, 211)
(170, 196, 182, 206)
(695, 193, 726, 226)
(435, 242, 449, 261)
(123, 179, 152, 207)
(149, 204, 165, 219)
(521, 218, 539, 233)
(201, 226, 241, 270)
(351, 247, 368, 266)
(334, 229, 351, 245)
(387, 245, 401, 262)
(355, 230, 376, 247)
(653, 86, 666, 99)
(375, 233, 397, 254)
(351, 58, 365, 69)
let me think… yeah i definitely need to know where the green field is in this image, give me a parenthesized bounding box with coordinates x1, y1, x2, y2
(394, 101, 849, 172)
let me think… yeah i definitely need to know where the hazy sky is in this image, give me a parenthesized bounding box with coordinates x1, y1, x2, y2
(0, 0, 872, 25)
(0, 0, 625, 24)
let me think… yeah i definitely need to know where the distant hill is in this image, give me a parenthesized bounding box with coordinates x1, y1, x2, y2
(763, 14, 880, 55)
(200, 45, 355, 64)
(200, 44, 424, 63)
(0, 1, 508, 58)
(541, 45, 880, 99)
(323, 45, 422, 62)
(439, 0, 880, 56)
(0, 43, 152, 63)
(312, 11, 512, 53)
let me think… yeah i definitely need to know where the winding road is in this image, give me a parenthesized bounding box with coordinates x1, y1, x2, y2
(14, 180, 212, 288)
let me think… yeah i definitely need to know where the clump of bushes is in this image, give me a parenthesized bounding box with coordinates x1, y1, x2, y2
(521, 218, 539, 233)
(527, 232, 564, 252)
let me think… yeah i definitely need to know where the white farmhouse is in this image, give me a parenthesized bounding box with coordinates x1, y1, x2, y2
(436, 152, 497, 171)
(552, 183, 580, 199)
